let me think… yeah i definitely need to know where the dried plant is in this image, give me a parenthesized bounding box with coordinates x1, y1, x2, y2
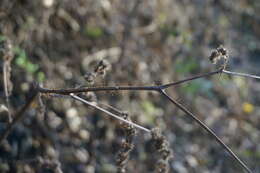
(1, 46, 260, 173)
(208, 45, 228, 69)
(84, 59, 111, 85)
(116, 112, 136, 173)
(150, 128, 172, 173)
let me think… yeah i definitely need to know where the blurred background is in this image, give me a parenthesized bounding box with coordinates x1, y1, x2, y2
(0, 0, 260, 172)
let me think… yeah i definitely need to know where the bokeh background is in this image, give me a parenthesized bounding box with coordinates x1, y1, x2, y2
(1, 0, 260, 172)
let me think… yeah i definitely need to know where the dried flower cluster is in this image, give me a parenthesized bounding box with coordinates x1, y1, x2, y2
(84, 60, 111, 85)
(209, 45, 229, 69)
(151, 128, 172, 173)
(116, 112, 136, 173)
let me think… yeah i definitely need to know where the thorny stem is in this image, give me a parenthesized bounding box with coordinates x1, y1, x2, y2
(37, 69, 222, 95)
(223, 69, 260, 80)
(159, 89, 252, 173)
(0, 89, 38, 144)
(70, 94, 151, 133)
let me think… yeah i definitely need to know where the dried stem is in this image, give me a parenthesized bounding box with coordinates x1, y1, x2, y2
(37, 69, 222, 95)
(223, 69, 260, 80)
(36, 68, 254, 172)
(160, 68, 223, 89)
(69, 94, 150, 132)
(159, 89, 252, 173)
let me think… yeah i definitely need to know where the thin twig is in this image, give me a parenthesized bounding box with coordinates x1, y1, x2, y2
(98, 102, 125, 115)
(0, 89, 38, 144)
(223, 69, 260, 80)
(37, 69, 222, 95)
(69, 94, 151, 133)
(159, 89, 252, 173)
(160, 68, 223, 89)
(37, 68, 254, 172)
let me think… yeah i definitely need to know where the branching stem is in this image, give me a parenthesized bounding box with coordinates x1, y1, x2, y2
(70, 94, 151, 133)
(7, 68, 254, 173)
(159, 89, 252, 173)
(37, 69, 222, 95)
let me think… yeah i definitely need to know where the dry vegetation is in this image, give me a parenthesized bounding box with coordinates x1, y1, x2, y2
(1, 0, 260, 172)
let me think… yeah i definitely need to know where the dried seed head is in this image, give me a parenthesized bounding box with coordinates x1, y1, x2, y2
(94, 59, 111, 76)
(217, 45, 228, 56)
(151, 128, 173, 173)
(209, 50, 220, 64)
(209, 45, 229, 69)
(116, 112, 136, 173)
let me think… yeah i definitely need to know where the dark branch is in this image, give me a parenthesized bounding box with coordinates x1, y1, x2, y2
(38, 85, 159, 95)
(37, 69, 222, 95)
(36, 68, 253, 172)
(159, 89, 252, 173)
(160, 68, 222, 89)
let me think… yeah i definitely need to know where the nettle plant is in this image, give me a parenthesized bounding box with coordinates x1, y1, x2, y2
(1, 45, 259, 173)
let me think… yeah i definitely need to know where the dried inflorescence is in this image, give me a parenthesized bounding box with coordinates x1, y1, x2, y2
(209, 45, 229, 69)
(151, 128, 172, 173)
(84, 59, 111, 85)
(116, 112, 136, 173)
(94, 59, 111, 76)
